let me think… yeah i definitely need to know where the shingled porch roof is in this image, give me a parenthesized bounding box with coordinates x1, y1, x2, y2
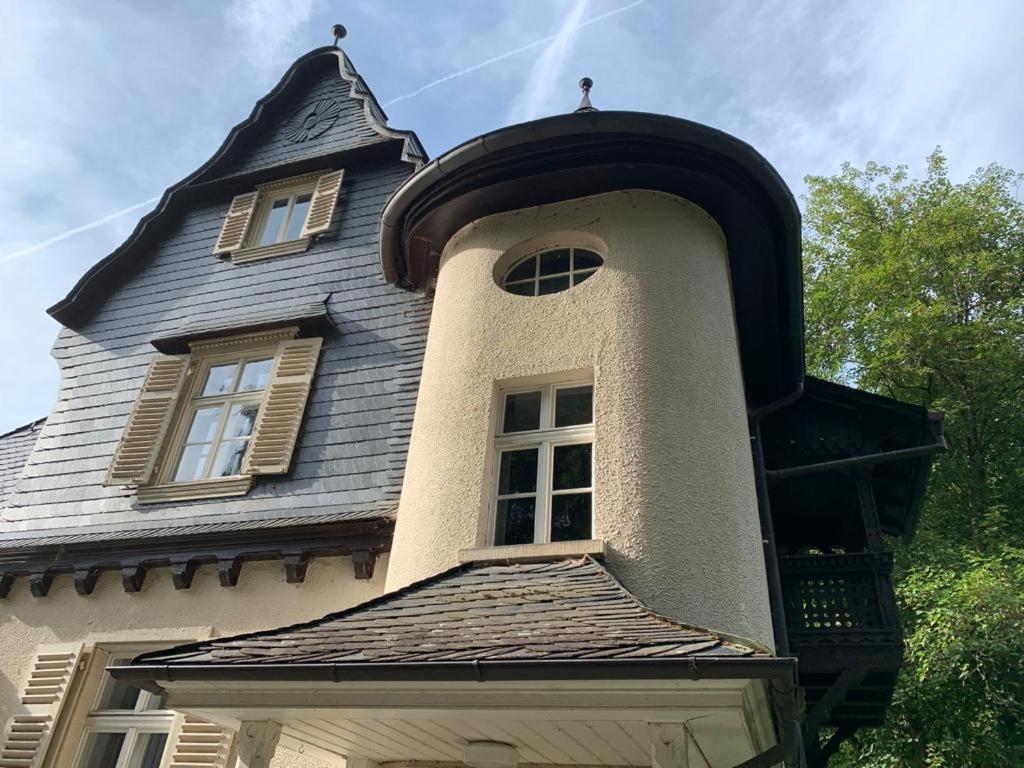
(131, 557, 769, 667)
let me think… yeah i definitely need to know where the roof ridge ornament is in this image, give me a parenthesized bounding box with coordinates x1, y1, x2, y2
(331, 23, 347, 48)
(575, 77, 597, 113)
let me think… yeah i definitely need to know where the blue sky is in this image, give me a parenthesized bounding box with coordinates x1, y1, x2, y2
(1, 0, 1021, 434)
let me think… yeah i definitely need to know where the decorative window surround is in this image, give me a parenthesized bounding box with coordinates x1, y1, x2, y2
(105, 327, 323, 504)
(213, 170, 344, 265)
(459, 539, 605, 565)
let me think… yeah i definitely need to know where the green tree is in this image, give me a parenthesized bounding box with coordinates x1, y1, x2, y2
(801, 149, 1024, 766)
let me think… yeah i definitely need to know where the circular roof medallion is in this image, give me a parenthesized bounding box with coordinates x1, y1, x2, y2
(284, 98, 342, 143)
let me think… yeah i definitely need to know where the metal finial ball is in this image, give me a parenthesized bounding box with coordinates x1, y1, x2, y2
(331, 24, 347, 41)
(579, 77, 593, 91)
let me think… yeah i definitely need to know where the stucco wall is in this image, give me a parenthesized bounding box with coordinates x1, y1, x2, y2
(386, 189, 773, 650)
(0, 555, 387, 767)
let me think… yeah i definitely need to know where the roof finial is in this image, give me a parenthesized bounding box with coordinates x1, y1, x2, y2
(575, 77, 597, 113)
(331, 24, 347, 47)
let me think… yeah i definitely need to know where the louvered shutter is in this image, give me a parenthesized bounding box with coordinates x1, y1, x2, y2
(212, 192, 259, 255)
(0, 644, 83, 768)
(104, 355, 190, 487)
(166, 716, 234, 768)
(242, 337, 323, 475)
(299, 170, 344, 238)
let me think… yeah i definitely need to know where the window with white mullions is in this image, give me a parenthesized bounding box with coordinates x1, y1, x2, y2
(492, 382, 594, 545)
(257, 191, 313, 246)
(501, 247, 604, 296)
(74, 654, 173, 768)
(171, 354, 273, 482)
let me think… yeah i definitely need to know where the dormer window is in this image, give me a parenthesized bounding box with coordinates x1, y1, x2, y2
(490, 381, 594, 546)
(212, 170, 344, 264)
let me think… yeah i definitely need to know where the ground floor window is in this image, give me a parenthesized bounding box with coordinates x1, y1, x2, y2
(74, 653, 173, 768)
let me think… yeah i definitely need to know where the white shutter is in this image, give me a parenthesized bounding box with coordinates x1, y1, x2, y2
(299, 170, 344, 238)
(242, 337, 323, 476)
(0, 644, 83, 768)
(104, 355, 190, 487)
(213, 192, 259, 255)
(166, 716, 235, 768)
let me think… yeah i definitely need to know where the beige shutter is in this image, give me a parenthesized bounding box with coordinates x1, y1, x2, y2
(0, 644, 83, 768)
(299, 170, 344, 238)
(213, 192, 259, 255)
(104, 355, 190, 487)
(166, 716, 235, 768)
(242, 337, 323, 475)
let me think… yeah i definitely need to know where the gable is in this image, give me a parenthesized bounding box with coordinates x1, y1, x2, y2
(48, 46, 424, 328)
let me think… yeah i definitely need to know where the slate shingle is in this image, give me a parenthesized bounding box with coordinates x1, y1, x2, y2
(135, 558, 767, 666)
(0, 419, 44, 510)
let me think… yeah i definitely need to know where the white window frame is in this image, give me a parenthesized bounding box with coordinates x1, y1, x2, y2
(489, 381, 594, 545)
(71, 648, 175, 768)
(501, 246, 603, 296)
(249, 186, 315, 248)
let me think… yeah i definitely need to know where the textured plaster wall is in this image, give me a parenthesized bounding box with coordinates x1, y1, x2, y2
(0, 555, 387, 767)
(387, 190, 773, 650)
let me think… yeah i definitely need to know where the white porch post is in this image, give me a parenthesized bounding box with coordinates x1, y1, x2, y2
(650, 723, 689, 768)
(236, 720, 283, 768)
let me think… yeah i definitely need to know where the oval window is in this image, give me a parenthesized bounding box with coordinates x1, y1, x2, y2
(501, 247, 604, 296)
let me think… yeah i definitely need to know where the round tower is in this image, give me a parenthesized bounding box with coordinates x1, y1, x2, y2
(379, 109, 802, 652)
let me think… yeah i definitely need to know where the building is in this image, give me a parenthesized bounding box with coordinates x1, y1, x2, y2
(0, 36, 944, 768)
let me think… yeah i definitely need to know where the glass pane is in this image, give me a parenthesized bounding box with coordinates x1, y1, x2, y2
(552, 443, 592, 490)
(184, 406, 223, 444)
(539, 249, 571, 275)
(201, 363, 238, 396)
(555, 386, 593, 427)
(505, 256, 536, 283)
(125, 732, 168, 768)
(96, 664, 141, 710)
(222, 402, 260, 439)
(142, 690, 168, 711)
(284, 194, 312, 241)
(504, 281, 535, 297)
(495, 498, 536, 546)
(174, 443, 212, 482)
(573, 269, 595, 286)
(211, 440, 248, 478)
(551, 493, 592, 541)
(538, 276, 570, 295)
(259, 198, 289, 245)
(498, 449, 538, 495)
(238, 358, 273, 391)
(78, 732, 126, 768)
(502, 391, 541, 433)
(573, 249, 603, 270)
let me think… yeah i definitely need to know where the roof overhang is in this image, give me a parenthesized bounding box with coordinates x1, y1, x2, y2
(379, 111, 804, 410)
(112, 658, 800, 768)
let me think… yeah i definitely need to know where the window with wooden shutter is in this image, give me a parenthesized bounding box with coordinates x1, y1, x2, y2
(243, 337, 323, 475)
(0, 643, 83, 768)
(299, 170, 344, 238)
(212, 192, 259, 255)
(215, 170, 343, 264)
(105, 356, 190, 487)
(128, 329, 323, 503)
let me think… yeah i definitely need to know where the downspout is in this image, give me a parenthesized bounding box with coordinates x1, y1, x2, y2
(747, 380, 803, 658)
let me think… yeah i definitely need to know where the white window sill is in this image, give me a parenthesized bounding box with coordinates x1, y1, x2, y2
(230, 237, 310, 264)
(458, 539, 605, 565)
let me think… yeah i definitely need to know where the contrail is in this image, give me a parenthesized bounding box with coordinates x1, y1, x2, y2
(3, 0, 647, 266)
(0, 196, 160, 266)
(382, 0, 648, 108)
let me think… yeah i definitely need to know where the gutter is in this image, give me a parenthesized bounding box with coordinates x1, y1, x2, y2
(765, 436, 948, 483)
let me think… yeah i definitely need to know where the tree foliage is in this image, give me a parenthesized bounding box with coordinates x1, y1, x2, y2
(801, 150, 1024, 766)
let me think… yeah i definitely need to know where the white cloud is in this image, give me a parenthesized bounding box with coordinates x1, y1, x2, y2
(224, 0, 318, 79)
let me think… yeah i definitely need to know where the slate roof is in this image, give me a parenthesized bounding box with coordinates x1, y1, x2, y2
(134, 557, 766, 666)
(0, 419, 44, 509)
